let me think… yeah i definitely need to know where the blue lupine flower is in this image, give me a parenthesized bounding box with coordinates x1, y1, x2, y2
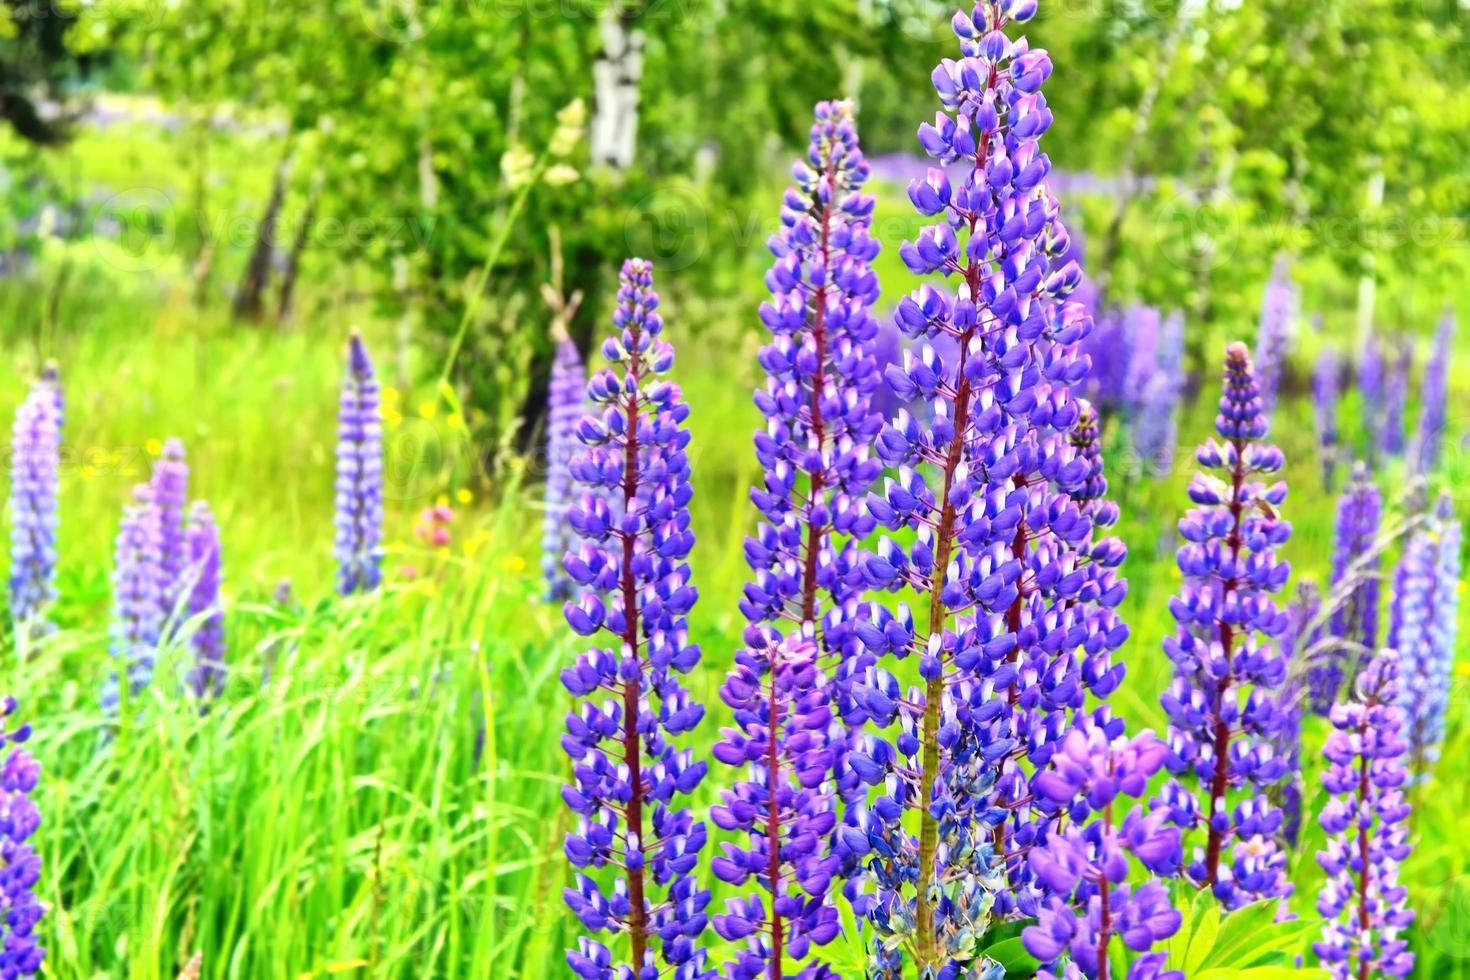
(1313, 346, 1339, 490)
(102, 486, 164, 717)
(543, 336, 585, 602)
(1156, 342, 1293, 911)
(1382, 339, 1411, 459)
(1254, 255, 1297, 412)
(1392, 492, 1461, 771)
(8, 369, 62, 642)
(1314, 650, 1415, 979)
(1307, 463, 1383, 713)
(183, 501, 226, 699)
(149, 437, 190, 625)
(335, 332, 384, 595)
(559, 259, 712, 980)
(1411, 310, 1453, 475)
(0, 697, 43, 976)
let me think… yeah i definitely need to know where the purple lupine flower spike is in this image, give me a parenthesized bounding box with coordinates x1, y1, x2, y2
(102, 486, 164, 717)
(1277, 581, 1322, 849)
(1156, 342, 1293, 911)
(1023, 724, 1183, 979)
(8, 369, 62, 642)
(1392, 492, 1461, 773)
(544, 336, 585, 601)
(0, 698, 43, 976)
(1306, 462, 1382, 713)
(1382, 340, 1410, 458)
(560, 259, 712, 980)
(184, 502, 225, 699)
(335, 332, 384, 596)
(720, 99, 882, 975)
(848, 3, 1130, 969)
(1313, 346, 1339, 490)
(1313, 650, 1415, 979)
(1411, 309, 1453, 474)
(149, 437, 189, 623)
(1358, 331, 1383, 461)
(1254, 255, 1297, 412)
(711, 632, 842, 978)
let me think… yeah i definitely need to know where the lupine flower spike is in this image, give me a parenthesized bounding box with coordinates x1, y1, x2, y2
(335, 332, 384, 595)
(1308, 462, 1382, 713)
(1254, 255, 1297, 412)
(149, 438, 190, 628)
(1313, 347, 1339, 490)
(184, 502, 226, 699)
(560, 259, 712, 980)
(1358, 331, 1383, 462)
(544, 336, 586, 601)
(1022, 723, 1183, 979)
(848, 2, 1129, 971)
(1411, 309, 1452, 475)
(0, 698, 43, 976)
(8, 369, 62, 644)
(102, 486, 164, 717)
(1382, 341, 1410, 459)
(714, 100, 882, 978)
(1314, 650, 1415, 979)
(1156, 342, 1293, 911)
(1391, 492, 1461, 773)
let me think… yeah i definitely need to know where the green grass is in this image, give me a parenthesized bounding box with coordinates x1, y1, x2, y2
(3, 142, 1470, 977)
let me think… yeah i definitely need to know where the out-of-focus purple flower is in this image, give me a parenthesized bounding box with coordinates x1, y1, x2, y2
(1313, 346, 1339, 491)
(1023, 723, 1183, 979)
(1411, 310, 1453, 475)
(1307, 463, 1383, 713)
(710, 633, 842, 977)
(1276, 580, 1321, 849)
(335, 332, 383, 596)
(1157, 342, 1293, 911)
(0, 697, 43, 976)
(183, 502, 225, 700)
(1313, 649, 1415, 979)
(849, 4, 1131, 970)
(8, 369, 62, 642)
(148, 438, 189, 623)
(543, 337, 585, 601)
(559, 259, 711, 979)
(1358, 330, 1384, 461)
(102, 486, 164, 717)
(1382, 339, 1411, 458)
(1391, 492, 1461, 772)
(1254, 255, 1297, 412)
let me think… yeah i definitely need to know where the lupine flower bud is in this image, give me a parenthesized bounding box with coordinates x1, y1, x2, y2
(560, 259, 711, 979)
(1391, 492, 1461, 772)
(543, 337, 585, 601)
(1254, 255, 1297, 412)
(1156, 342, 1293, 911)
(0, 697, 43, 976)
(1313, 650, 1414, 979)
(852, 4, 1130, 971)
(102, 486, 164, 717)
(8, 369, 62, 643)
(1023, 724, 1183, 979)
(1411, 310, 1452, 475)
(335, 332, 384, 595)
(1313, 346, 1339, 490)
(149, 438, 190, 626)
(183, 502, 225, 699)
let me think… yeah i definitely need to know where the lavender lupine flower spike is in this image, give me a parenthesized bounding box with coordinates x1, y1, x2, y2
(149, 438, 189, 634)
(1392, 492, 1461, 772)
(1307, 463, 1383, 713)
(713, 100, 881, 977)
(1313, 346, 1339, 490)
(8, 370, 62, 641)
(336, 332, 384, 595)
(560, 259, 712, 980)
(1156, 343, 1293, 911)
(183, 502, 225, 699)
(0, 698, 43, 976)
(1023, 724, 1183, 980)
(1254, 255, 1297, 412)
(1382, 340, 1411, 459)
(847, 3, 1129, 970)
(1411, 310, 1453, 475)
(1314, 650, 1415, 979)
(544, 337, 586, 601)
(1358, 331, 1384, 461)
(102, 486, 164, 717)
